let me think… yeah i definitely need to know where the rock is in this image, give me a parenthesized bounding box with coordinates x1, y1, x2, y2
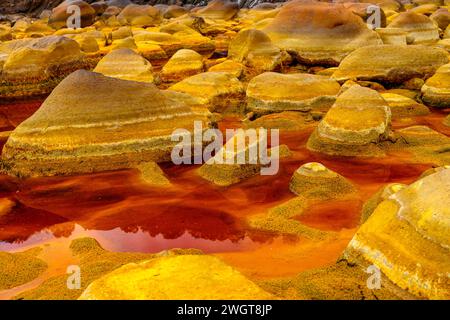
(1, 70, 213, 178)
(163, 5, 188, 19)
(386, 11, 439, 44)
(445, 114, 450, 127)
(194, 0, 239, 21)
(331, 45, 449, 84)
(380, 93, 430, 118)
(243, 111, 317, 131)
(307, 85, 392, 157)
(0, 35, 92, 100)
(94, 48, 154, 83)
(263, 0, 382, 66)
(208, 60, 244, 78)
(0, 24, 12, 41)
(246, 72, 340, 116)
(228, 29, 282, 74)
(117, 4, 161, 27)
(137, 162, 170, 187)
(289, 162, 356, 200)
(430, 8, 450, 30)
(79, 255, 273, 299)
(48, 1, 96, 30)
(0, 248, 47, 290)
(421, 63, 450, 108)
(169, 72, 245, 114)
(160, 49, 203, 82)
(342, 168, 450, 299)
(376, 28, 407, 45)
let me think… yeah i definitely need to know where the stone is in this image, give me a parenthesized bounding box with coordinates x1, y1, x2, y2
(160, 49, 204, 82)
(380, 93, 430, 118)
(117, 4, 161, 27)
(331, 45, 449, 84)
(430, 8, 450, 30)
(307, 85, 392, 157)
(94, 48, 154, 83)
(246, 72, 340, 116)
(342, 168, 450, 299)
(137, 162, 170, 187)
(228, 29, 282, 74)
(0, 35, 92, 100)
(289, 162, 356, 200)
(48, 1, 96, 30)
(263, 0, 382, 66)
(386, 11, 439, 44)
(1, 70, 213, 178)
(0, 198, 15, 217)
(421, 63, 450, 108)
(445, 114, 450, 127)
(163, 5, 188, 19)
(208, 60, 244, 78)
(169, 72, 245, 114)
(376, 28, 407, 45)
(243, 111, 317, 132)
(79, 255, 273, 299)
(194, 0, 239, 21)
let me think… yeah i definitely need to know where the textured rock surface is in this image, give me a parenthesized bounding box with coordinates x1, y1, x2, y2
(246, 72, 340, 116)
(263, 0, 382, 65)
(332, 45, 449, 84)
(160, 48, 203, 82)
(1, 70, 213, 177)
(289, 162, 356, 200)
(48, 1, 96, 30)
(169, 71, 245, 114)
(421, 63, 450, 108)
(380, 93, 430, 118)
(79, 255, 273, 299)
(93, 48, 154, 83)
(343, 168, 450, 299)
(387, 11, 439, 44)
(307, 86, 391, 157)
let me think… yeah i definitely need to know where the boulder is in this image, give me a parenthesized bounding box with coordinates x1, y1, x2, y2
(246, 72, 340, 116)
(380, 93, 430, 118)
(307, 85, 392, 157)
(79, 255, 273, 300)
(117, 4, 161, 27)
(386, 11, 439, 44)
(421, 63, 450, 108)
(160, 49, 204, 82)
(1, 70, 213, 177)
(194, 0, 239, 21)
(331, 45, 449, 84)
(263, 0, 382, 65)
(342, 168, 450, 299)
(94, 48, 154, 83)
(48, 0, 96, 30)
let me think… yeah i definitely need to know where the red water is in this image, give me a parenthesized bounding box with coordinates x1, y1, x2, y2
(0, 101, 447, 290)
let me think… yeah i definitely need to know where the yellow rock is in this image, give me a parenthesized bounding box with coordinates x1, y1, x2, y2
(79, 255, 273, 300)
(94, 48, 154, 83)
(381, 93, 430, 118)
(422, 63, 450, 108)
(343, 168, 450, 299)
(0, 198, 15, 217)
(208, 60, 244, 78)
(387, 11, 439, 44)
(160, 49, 203, 82)
(137, 162, 171, 187)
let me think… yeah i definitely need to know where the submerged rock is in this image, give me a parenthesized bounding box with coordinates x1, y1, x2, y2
(307, 86, 392, 157)
(421, 63, 450, 108)
(331, 45, 449, 84)
(343, 168, 450, 299)
(1, 70, 213, 178)
(246, 72, 340, 116)
(93, 48, 154, 83)
(289, 162, 356, 200)
(79, 255, 273, 299)
(263, 0, 382, 65)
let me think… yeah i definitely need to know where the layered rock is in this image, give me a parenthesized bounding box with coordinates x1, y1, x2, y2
(117, 4, 161, 27)
(194, 0, 239, 21)
(262, 0, 382, 65)
(430, 8, 450, 30)
(228, 29, 282, 74)
(48, 1, 96, 30)
(246, 72, 340, 116)
(0, 35, 93, 99)
(307, 85, 392, 157)
(331, 45, 449, 84)
(342, 168, 450, 299)
(79, 255, 273, 300)
(160, 49, 204, 82)
(1, 70, 213, 177)
(386, 11, 439, 44)
(421, 63, 450, 108)
(289, 162, 356, 200)
(93, 48, 154, 83)
(169, 72, 245, 114)
(380, 93, 430, 118)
